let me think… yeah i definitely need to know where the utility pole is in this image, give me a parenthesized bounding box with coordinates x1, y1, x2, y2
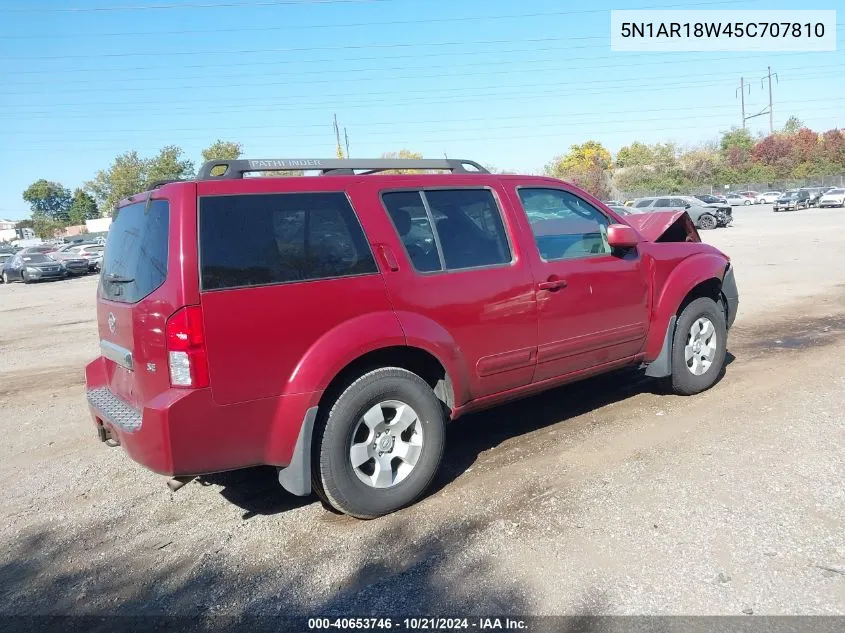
(344, 127, 350, 158)
(760, 66, 778, 134)
(333, 114, 344, 159)
(738, 77, 746, 128)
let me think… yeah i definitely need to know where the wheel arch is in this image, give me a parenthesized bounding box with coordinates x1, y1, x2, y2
(645, 254, 729, 360)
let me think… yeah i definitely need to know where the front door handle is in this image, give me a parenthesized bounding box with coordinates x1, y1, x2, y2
(537, 278, 567, 291)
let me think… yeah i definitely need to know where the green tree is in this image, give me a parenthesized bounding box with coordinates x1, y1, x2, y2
(545, 141, 612, 199)
(146, 145, 195, 184)
(719, 127, 755, 153)
(68, 188, 99, 225)
(32, 216, 65, 240)
(22, 179, 72, 223)
(615, 142, 654, 168)
(201, 139, 243, 162)
(781, 115, 804, 135)
(85, 150, 147, 215)
(15, 219, 34, 230)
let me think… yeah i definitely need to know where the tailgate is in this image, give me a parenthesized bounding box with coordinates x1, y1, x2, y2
(97, 196, 178, 409)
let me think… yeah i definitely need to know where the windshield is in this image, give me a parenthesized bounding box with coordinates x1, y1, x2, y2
(21, 254, 51, 263)
(100, 200, 169, 303)
(826, 189, 845, 195)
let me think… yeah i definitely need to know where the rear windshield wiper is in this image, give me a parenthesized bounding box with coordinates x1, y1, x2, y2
(104, 273, 135, 283)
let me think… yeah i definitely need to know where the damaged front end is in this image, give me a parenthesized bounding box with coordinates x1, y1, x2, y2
(624, 210, 701, 243)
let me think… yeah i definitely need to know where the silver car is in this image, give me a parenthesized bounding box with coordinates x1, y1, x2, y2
(630, 196, 732, 230)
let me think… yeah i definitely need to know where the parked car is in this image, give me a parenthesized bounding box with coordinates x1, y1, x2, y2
(0, 252, 13, 279)
(85, 157, 738, 519)
(20, 244, 59, 256)
(52, 243, 104, 272)
(773, 190, 811, 212)
(737, 191, 760, 203)
(724, 192, 753, 206)
(800, 187, 824, 207)
(818, 188, 845, 208)
(630, 196, 732, 230)
(606, 204, 635, 216)
(694, 194, 727, 205)
(757, 191, 783, 204)
(603, 200, 624, 206)
(2, 252, 68, 283)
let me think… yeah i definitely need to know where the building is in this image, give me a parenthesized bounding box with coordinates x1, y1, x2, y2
(0, 219, 17, 231)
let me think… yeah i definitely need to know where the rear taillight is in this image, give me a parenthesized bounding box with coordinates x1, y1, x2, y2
(165, 306, 209, 388)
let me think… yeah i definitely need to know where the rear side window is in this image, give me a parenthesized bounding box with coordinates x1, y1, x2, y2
(101, 200, 169, 303)
(382, 188, 511, 272)
(634, 200, 652, 208)
(200, 192, 377, 291)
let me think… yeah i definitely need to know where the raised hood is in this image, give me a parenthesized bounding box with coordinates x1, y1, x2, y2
(624, 210, 700, 243)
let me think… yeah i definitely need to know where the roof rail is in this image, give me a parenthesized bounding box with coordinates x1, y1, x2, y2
(196, 158, 489, 180)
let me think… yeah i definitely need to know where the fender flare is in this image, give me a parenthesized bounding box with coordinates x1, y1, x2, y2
(645, 253, 728, 361)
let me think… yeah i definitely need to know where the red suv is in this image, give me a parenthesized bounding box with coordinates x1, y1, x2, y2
(86, 158, 738, 518)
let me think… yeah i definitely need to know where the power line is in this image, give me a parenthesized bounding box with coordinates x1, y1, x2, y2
(4, 36, 616, 61)
(0, 0, 743, 15)
(8, 96, 834, 128)
(4, 68, 837, 114)
(0, 0, 385, 13)
(9, 59, 843, 99)
(9, 104, 842, 151)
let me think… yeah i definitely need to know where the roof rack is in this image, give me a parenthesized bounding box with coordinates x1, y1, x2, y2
(196, 158, 488, 180)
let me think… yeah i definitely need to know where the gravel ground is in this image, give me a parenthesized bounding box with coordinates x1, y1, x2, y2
(0, 204, 843, 618)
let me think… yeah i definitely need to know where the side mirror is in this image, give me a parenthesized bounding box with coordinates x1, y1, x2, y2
(685, 203, 691, 209)
(607, 224, 639, 249)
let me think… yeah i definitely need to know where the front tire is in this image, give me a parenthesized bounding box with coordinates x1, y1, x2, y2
(314, 367, 446, 519)
(696, 214, 718, 230)
(668, 297, 727, 396)
(1, 271, 7, 284)
(22, 270, 31, 284)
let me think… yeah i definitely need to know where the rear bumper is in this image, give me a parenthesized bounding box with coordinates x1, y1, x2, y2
(85, 356, 318, 477)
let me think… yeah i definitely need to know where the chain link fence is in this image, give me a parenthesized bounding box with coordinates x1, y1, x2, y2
(613, 174, 845, 201)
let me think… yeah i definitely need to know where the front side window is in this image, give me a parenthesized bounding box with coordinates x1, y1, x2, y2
(381, 189, 511, 272)
(200, 192, 377, 291)
(517, 188, 610, 261)
(634, 199, 653, 208)
(654, 198, 672, 208)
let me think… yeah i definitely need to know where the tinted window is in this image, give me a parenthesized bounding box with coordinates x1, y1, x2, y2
(518, 188, 610, 261)
(424, 189, 510, 270)
(634, 200, 653, 208)
(21, 254, 51, 263)
(382, 191, 441, 272)
(381, 189, 511, 272)
(101, 200, 169, 303)
(200, 192, 377, 290)
(654, 198, 672, 208)
(670, 198, 687, 207)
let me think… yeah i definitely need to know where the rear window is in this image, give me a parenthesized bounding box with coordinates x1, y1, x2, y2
(199, 192, 377, 291)
(100, 200, 169, 303)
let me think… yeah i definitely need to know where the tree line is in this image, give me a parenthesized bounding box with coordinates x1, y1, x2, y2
(17, 116, 845, 238)
(545, 116, 845, 200)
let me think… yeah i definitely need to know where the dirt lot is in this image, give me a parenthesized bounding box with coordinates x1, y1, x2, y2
(1, 204, 843, 617)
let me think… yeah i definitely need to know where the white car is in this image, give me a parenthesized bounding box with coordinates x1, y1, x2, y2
(757, 191, 783, 204)
(818, 188, 845, 208)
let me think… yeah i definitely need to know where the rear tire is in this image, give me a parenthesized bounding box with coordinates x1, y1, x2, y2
(668, 297, 727, 396)
(314, 367, 446, 519)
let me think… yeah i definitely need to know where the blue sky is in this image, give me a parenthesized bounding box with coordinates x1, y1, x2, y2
(0, 0, 842, 220)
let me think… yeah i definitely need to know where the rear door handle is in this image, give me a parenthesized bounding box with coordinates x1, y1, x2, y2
(537, 278, 567, 291)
